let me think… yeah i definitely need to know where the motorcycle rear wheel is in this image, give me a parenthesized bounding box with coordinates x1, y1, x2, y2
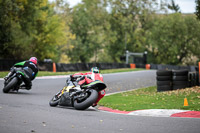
(74, 89, 98, 110)
(3, 77, 18, 93)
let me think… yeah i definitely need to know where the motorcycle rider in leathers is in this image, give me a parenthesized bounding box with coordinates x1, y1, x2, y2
(4, 57, 39, 90)
(72, 67, 106, 107)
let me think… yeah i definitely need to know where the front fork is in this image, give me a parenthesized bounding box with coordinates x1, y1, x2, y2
(4, 74, 17, 86)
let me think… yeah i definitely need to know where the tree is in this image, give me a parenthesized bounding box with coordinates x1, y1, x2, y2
(68, 0, 108, 63)
(147, 13, 200, 65)
(0, 0, 23, 58)
(0, 0, 40, 59)
(0, 0, 74, 62)
(167, 0, 180, 13)
(104, 0, 158, 62)
(196, 0, 200, 20)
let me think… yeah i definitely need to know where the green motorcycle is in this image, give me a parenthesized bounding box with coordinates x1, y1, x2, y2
(3, 67, 33, 93)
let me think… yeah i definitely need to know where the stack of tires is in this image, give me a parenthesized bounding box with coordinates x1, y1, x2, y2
(188, 72, 199, 87)
(156, 70, 172, 92)
(172, 70, 188, 90)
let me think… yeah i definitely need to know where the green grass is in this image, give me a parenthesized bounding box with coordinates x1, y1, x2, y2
(0, 68, 144, 78)
(99, 86, 200, 111)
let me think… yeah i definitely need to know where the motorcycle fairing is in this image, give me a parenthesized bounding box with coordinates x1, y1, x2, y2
(15, 61, 26, 66)
(82, 80, 106, 91)
(16, 70, 29, 79)
(59, 92, 72, 106)
(62, 85, 74, 94)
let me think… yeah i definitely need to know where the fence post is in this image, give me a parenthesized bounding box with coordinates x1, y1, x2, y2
(53, 62, 56, 72)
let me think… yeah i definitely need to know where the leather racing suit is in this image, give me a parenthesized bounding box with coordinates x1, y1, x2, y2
(6, 61, 38, 89)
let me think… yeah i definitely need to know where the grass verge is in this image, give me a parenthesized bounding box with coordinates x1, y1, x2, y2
(0, 68, 144, 78)
(99, 86, 200, 111)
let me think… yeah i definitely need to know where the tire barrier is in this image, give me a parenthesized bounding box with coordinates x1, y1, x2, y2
(157, 69, 199, 92)
(188, 72, 199, 87)
(1, 59, 199, 72)
(55, 63, 130, 72)
(156, 70, 172, 92)
(40, 63, 130, 72)
(172, 70, 189, 90)
(38, 62, 53, 71)
(156, 76, 172, 81)
(150, 64, 197, 72)
(0, 59, 22, 71)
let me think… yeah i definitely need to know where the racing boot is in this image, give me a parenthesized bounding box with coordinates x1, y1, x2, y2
(20, 82, 32, 90)
(25, 82, 32, 90)
(20, 84, 27, 89)
(26, 85, 32, 90)
(92, 103, 97, 107)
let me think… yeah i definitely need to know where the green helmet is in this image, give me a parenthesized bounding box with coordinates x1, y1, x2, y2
(90, 67, 100, 73)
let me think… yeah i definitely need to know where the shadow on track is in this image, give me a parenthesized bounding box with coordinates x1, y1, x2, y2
(1, 91, 36, 95)
(53, 105, 97, 112)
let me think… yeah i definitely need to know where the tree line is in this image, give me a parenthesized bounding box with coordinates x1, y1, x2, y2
(0, 0, 200, 65)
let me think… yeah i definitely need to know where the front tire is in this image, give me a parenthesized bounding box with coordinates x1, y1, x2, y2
(3, 77, 18, 93)
(49, 94, 61, 107)
(74, 89, 98, 110)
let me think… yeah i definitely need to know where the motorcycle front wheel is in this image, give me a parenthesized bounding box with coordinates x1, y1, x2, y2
(74, 89, 98, 110)
(49, 92, 61, 107)
(3, 77, 18, 93)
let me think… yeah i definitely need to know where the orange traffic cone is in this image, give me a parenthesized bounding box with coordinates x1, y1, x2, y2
(145, 64, 150, 70)
(184, 98, 188, 106)
(130, 64, 136, 69)
(53, 62, 56, 72)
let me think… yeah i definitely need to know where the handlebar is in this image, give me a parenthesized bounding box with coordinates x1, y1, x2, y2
(70, 75, 92, 82)
(73, 75, 85, 78)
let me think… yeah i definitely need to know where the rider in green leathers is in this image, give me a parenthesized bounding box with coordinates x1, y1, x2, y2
(4, 57, 38, 90)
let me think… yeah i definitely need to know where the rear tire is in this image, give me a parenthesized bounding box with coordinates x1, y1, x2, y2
(3, 77, 18, 93)
(74, 89, 98, 110)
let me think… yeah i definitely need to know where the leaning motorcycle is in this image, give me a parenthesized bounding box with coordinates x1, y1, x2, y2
(3, 67, 32, 93)
(49, 75, 106, 110)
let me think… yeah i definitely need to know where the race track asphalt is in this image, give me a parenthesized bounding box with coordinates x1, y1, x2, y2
(0, 70, 200, 133)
